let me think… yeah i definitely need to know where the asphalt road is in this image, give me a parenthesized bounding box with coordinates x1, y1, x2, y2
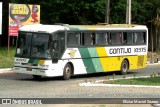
(0, 65, 160, 106)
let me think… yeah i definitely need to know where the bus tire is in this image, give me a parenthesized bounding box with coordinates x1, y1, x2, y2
(63, 63, 72, 80)
(32, 75, 41, 80)
(120, 60, 129, 75)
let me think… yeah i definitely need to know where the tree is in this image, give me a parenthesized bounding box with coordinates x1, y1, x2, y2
(0, 0, 158, 52)
(144, 0, 160, 52)
(109, 0, 126, 24)
(38, 0, 106, 24)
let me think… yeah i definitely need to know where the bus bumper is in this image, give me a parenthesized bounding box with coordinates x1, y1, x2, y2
(13, 67, 50, 77)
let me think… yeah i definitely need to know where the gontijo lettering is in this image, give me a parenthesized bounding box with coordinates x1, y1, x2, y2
(109, 48, 131, 54)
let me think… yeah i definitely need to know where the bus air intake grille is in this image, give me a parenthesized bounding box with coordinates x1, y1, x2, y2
(137, 55, 144, 67)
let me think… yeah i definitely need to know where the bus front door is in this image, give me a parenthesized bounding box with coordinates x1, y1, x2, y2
(51, 40, 60, 63)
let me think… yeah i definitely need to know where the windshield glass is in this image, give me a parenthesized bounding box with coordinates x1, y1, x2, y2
(16, 32, 51, 59)
(31, 34, 50, 58)
(16, 32, 32, 57)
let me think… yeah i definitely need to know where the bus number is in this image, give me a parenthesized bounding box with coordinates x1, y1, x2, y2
(134, 47, 146, 53)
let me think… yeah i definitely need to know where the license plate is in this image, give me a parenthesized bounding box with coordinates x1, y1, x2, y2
(27, 68, 32, 71)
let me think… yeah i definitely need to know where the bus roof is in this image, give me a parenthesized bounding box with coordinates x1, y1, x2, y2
(65, 24, 148, 30)
(19, 24, 67, 33)
(19, 24, 148, 33)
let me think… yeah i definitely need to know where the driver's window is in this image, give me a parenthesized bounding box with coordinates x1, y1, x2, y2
(51, 32, 65, 60)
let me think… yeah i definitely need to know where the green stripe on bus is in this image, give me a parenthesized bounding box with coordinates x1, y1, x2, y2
(28, 58, 39, 65)
(33, 59, 39, 64)
(88, 48, 103, 72)
(28, 59, 34, 63)
(78, 48, 96, 73)
(68, 27, 87, 30)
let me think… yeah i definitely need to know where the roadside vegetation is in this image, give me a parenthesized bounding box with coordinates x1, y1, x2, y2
(0, 47, 15, 68)
(103, 73, 160, 86)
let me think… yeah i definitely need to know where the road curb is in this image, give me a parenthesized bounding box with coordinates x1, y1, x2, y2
(79, 75, 160, 88)
(147, 63, 160, 65)
(0, 68, 14, 73)
(79, 82, 160, 88)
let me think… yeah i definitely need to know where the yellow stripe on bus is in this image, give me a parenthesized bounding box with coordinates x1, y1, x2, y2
(39, 60, 45, 65)
(96, 47, 108, 72)
(87, 28, 96, 30)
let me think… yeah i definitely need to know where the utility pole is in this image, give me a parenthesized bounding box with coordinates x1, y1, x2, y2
(105, 0, 110, 23)
(126, 0, 131, 24)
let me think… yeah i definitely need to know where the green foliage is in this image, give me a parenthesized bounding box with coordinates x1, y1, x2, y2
(105, 76, 160, 86)
(110, 0, 126, 24)
(0, 47, 15, 68)
(8, 0, 159, 25)
(7, 0, 160, 52)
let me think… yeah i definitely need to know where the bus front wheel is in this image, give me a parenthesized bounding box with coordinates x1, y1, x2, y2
(120, 60, 129, 75)
(63, 63, 72, 80)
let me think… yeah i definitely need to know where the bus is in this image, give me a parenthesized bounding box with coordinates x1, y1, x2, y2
(13, 24, 148, 80)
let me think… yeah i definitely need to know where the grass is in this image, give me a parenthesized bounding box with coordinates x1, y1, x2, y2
(0, 47, 15, 68)
(104, 76, 160, 86)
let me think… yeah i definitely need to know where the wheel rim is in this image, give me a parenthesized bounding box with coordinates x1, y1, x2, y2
(65, 66, 71, 77)
(122, 63, 128, 72)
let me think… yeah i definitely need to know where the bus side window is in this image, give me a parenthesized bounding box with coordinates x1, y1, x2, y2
(96, 32, 109, 45)
(143, 32, 146, 44)
(91, 33, 96, 45)
(110, 32, 116, 44)
(133, 33, 138, 44)
(83, 33, 95, 46)
(137, 32, 146, 44)
(133, 32, 146, 44)
(81, 33, 85, 45)
(105, 33, 109, 45)
(110, 32, 122, 45)
(77, 33, 81, 45)
(122, 32, 127, 44)
(116, 32, 122, 44)
(127, 32, 134, 44)
(67, 33, 80, 46)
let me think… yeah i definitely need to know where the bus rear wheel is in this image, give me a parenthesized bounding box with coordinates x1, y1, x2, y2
(120, 60, 129, 75)
(63, 63, 72, 80)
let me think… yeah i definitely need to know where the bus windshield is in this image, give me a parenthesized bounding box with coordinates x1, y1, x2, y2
(16, 32, 51, 59)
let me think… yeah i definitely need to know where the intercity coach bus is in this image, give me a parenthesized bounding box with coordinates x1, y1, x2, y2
(13, 24, 148, 80)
